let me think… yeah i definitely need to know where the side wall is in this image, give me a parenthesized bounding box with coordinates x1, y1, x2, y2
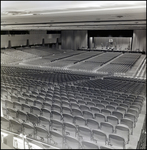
(1, 30, 60, 48)
(61, 30, 87, 50)
(132, 30, 146, 53)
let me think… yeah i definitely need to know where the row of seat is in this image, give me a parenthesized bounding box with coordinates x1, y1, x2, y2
(1, 116, 128, 149)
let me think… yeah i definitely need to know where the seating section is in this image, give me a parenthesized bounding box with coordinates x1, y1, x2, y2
(98, 53, 141, 74)
(1, 67, 145, 149)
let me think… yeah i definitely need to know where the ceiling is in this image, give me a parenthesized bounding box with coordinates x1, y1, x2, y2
(1, 1, 146, 30)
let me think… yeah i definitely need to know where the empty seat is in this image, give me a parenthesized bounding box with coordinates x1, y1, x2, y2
(34, 100, 43, 108)
(17, 110, 28, 122)
(5, 100, 13, 108)
(41, 108, 51, 119)
(124, 113, 136, 127)
(38, 116, 50, 132)
(107, 115, 119, 127)
(35, 126, 49, 143)
(100, 122, 114, 137)
(63, 113, 74, 123)
(80, 105, 90, 111)
(74, 116, 86, 126)
(119, 103, 129, 109)
(130, 105, 140, 113)
(96, 103, 105, 110)
(78, 100, 86, 105)
(62, 101, 70, 107)
(18, 97, 26, 104)
(92, 99, 101, 104)
(51, 110, 62, 121)
(116, 106, 126, 114)
(1, 116, 10, 130)
(106, 105, 116, 112)
(87, 101, 96, 107)
(110, 102, 118, 107)
(101, 100, 109, 105)
(112, 111, 123, 120)
(78, 125, 92, 141)
(50, 119, 63, 134)
(115, 124, 130, 144)
(108, 134, 125, 149)
(94, 113, 106, 124)
(127, 108, 139, 118)
(11, 95, 18, 102)
(64, 135, 81, 149)
(13, 101, 22, 110)
(87, 118, 99, 129)
(71, 103, 80, 109)
(22, 103, 31, 112)
(90, 106, 100, 114)
(72, 108, 83, 117)
(26, 98, 34, 106)
(63, 122, 77, 137)
(92, 129, 107, 145)
(27, 113, 39, 126)
(22, 122, 35, 138)
(49, 130, 63, 148)
(31, 106, 41, 116)
(82, 140, 99, 149)
(83, 110, 93, 119)
(7, 108, 17, 119)
(101, 109, 111, 116)
(9, 119, 22, 134)
(51, 104, 61, 113)
(62, 106, 72, 114)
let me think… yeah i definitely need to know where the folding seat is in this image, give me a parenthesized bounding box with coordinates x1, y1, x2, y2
(106, 105, 116, 112)
(35, 126, 49, 143)
(64, 135, 81, 149)
(108, 134, 125, 149)
(80, 105, 90, 111)
(18, 97, 26, 104)
(130, 105, 141, 113)
(51, 104, 61, 113)
(92, 129, 107, 145)
(87, 118, 99, 129)
(110, 102, 118, 107)
(83, 110, 93, 119)
(101, 100, 109, 106)
(97, 97, 104, 102)
(77, 99, 86, 105)
(22, 122, 35, 138)
(100, 122, 114, 137)
(22, 93, 30, 99)
(94, 113, 106, 124)
(36, 96, 44, 102)
(86, 101, 95, 107)
(124, 113, 136, 127)
(62, 101, 70, 107)
(1, 116, 10, 130)
(45, 97, 52, 104)
(26, 98, 34, 106)
(22, 103, 31, 113)
(50, 119, 63, 134)
(101, 109, 111, 116)
(63, 122, 77, 137)
(34, 100, 43, 108)
(78, 125, 92, 141)
(9, 119, 22, 134)
(41, 108, 51, 119)
(127, 108, 139, 118)
(31, 106, 41, 116)
(96, 103, 105, 110)
(38, 116, 50, 132)
(82, 140, 99, 149)
(114, 99, 123, 105)
(112, 111, 123, 120)
(52, 99, 61, 106)
(11, 95, 18, 102)
(120, 118, 133, 135)
(42, 101, 52, 110)
(49, 130, 63, 148)
(74, 116, 86, 126)
(133, 101, 142, 108)
(90, 106, 100, 114)
(71, 103, 80, 109)
(72, 108, 83, 117)
(13, 101, 22, 111)
(51, 110, 63, 121)
(107, 115, 119, 127)
(5, 100, 13, 109)
(27, 113, 39, 126)
(30, 94, 37, 101)
(7, 108, 17, 119)
(92, 99, 101, 105)
(116, 106, 126, 114)
(63, 113, 74, 123)
(119, 103, 129, 109)
(17, 110, 28, 122)
(62, 106, 72, 114)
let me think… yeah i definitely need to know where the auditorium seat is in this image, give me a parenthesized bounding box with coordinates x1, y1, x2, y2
(38, 116, 50, 132)
(72, 108, 83, 117)
(7, 108, 17, 119)
(64, 135, 81, 149)
(1, 116, 10, 130)
(31, 106, 42, 116)
(49, 130, 63, 148)
(63, 113, 74, 123)
(62, 106, 72, 114)
(50, 119, 63, 134)
(94, 113, 106, 124)
(9, 119, 22, 134)
(124, 113, 136, 127)
(41, 108, 51, 119)
(17, 110, 28, 122)
(13, 101, 22, 111)
(87, 118, 99, 130)
(74, 116, 86, 126)
(51, 104, 62, 113)
(107, 115, 119, 128)
(27, 113, 39, 126)
(90, 106, 100, 114)
(82, 140, 99, 149)
(112, 111, 123, 120)
(101, 109, 111, 116)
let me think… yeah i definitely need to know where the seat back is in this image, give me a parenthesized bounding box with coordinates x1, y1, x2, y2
(107, 115, 119, 127)
(51, 110, 62, 120)
(87, 119, 99, 129)
(63, 113, 74, 123)
(41, 108, 51, 119)
(100, 122, 114, 135)
(94, 113, 106, 123)
(38, 116, 50, 131)
(74, 116, 86, 126)
(50, 119, 63, 134)
(82, 140, 99, 149)
(1, 116, 10, 130)
(9, 119, 22, 134)
(83, 110, 93, 119)
(64, 122, 77, 137)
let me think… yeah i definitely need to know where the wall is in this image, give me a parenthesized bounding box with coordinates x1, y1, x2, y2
(132, 30, 146, 53)
(1, 30, 60, 48)
(61, 30, 87, 50)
